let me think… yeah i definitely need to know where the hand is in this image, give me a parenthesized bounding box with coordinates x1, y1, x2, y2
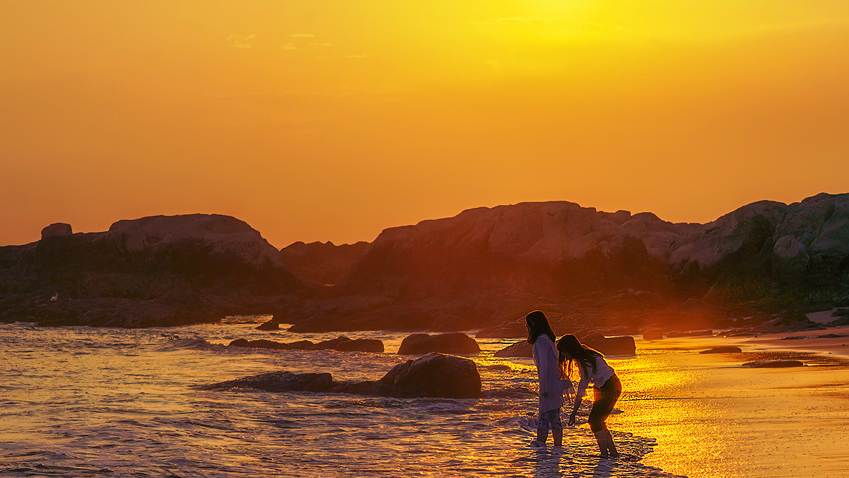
(568, 412, 576, 426)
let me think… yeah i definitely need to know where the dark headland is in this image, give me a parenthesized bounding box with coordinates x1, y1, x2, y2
(2, 193, 848, 337)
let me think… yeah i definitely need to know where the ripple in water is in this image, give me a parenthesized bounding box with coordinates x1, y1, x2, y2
(0, 322, 684, 477)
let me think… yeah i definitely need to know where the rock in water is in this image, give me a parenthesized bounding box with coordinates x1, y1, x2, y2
(493, 341, 533, 358)
(200, 371, 333, 392)
(256, 320, 279, 331)
(377, 353, 482, 398)
(201, 354, 480, 399)
(228, 336, 384, 353)
(700, 346, 743, 354)
(742, 360, 805, 368)
(397, 333, 480, 355)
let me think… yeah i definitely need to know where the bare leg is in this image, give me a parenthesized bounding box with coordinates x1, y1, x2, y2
(604, 429, 619, 457)
(594, 429, 618, 458)
(533, 428, 548, 446)
(593, 430, 608, 458)
(553, 428, 563, 447)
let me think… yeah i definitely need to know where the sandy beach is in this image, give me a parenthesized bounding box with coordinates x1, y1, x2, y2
(607, 326, 849, 478)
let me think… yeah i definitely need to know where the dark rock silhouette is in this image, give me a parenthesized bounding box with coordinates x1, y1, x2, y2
(229, 336, 384, 353)
(279, 240, 370, 287)
(200, 353, 481, 399)
(493, 341, 532, 358)
(273, 193, 849, 334)
(41, 223, 72, 239)
(4, 193, 849, 332)
(641, 330, 665, 341)
(256, 320, 279, 330)
(742, 360, 805, 368)
(0, 214, 303, 327)
(667, 330, 714, 338)
(375, 353, 482, 398)
(397, 333, 480, 355)
(201, 371, 333, 392)
(700, 346, 743, 354)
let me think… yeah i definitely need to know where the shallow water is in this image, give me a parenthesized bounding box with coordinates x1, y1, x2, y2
(2, 320, 684, 477)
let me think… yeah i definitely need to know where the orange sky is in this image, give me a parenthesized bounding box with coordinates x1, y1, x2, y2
(2, 1, 848, 248)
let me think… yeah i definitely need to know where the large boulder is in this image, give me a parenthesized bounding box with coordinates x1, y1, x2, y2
(108, 214, 283, 269)
(397, 333, 480, 355)
(41, 223, 73, 239)
(375, 353, 482, 398)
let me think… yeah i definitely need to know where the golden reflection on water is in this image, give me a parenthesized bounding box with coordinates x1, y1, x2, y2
(605, 340, 849, 478)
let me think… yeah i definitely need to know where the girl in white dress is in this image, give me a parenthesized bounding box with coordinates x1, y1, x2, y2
(526, 310, 574, 447)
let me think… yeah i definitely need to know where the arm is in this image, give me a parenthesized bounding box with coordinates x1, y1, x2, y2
(568, 396, 582, 426)
(569, 363, 588, 425)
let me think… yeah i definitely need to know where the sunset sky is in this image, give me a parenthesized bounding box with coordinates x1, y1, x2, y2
(2, 1, 848, 248)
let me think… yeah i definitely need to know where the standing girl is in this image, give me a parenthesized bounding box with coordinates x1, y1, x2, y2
(526, 310, 573, 447)
(557, 334, 622, 458)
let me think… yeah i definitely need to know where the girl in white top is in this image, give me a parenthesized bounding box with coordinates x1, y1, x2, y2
(557, 334, 622, 459)
(526, 311, 574, 447)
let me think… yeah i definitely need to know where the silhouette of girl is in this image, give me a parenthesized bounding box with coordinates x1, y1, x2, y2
(557, 334, 621, 458)
(526, 310, 573, 447)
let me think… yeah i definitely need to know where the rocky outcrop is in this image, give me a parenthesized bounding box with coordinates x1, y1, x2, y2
(229, 336, 384, 353)
(5, 193, 849, 332)
(0, 214, 303, 327)
(274, 194, 849, 333)
(201, 353, 482, 399)
(109, 214, 283, 269)
(41, 223, 72, 239)
(279, 241, 370, 286)
(397, 333, 480, 355)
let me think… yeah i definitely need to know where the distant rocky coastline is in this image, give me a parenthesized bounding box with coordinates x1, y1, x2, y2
(0, 214, 303, 327)
(2, 193, 848, 334)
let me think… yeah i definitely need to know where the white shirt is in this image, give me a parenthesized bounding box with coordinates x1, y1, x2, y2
(532, 335, 569, 413)
(574, 354, 615, 399)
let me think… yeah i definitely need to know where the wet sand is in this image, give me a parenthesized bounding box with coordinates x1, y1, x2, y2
(608, 327, 849, 478)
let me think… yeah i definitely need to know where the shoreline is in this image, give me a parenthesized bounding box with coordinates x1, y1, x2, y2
(618, 328, 849, 477)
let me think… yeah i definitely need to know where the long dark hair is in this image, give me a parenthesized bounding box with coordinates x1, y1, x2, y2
(526, 310, 556, 344)
(557, 334, 603, 378)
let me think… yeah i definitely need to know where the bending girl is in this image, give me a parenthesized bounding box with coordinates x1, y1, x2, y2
(557, 334, 622, 458)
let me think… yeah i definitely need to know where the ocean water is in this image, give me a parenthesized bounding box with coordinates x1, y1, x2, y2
(0, 320, 684, 477)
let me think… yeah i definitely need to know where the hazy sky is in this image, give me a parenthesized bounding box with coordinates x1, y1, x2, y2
(2, 1, 848, 248)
